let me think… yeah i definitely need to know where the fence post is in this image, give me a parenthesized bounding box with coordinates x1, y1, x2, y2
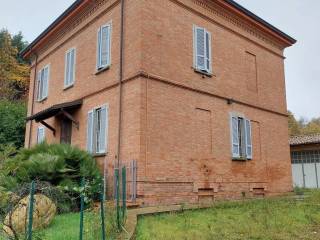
(27, 180, 35, 240)
(122, 166, 126, 222)
(100, 184, 106, 240)
(79, 178, 85, 240)
(115, 168, 120, 230)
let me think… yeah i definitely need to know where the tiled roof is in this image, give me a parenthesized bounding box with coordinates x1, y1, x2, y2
(289, 134, 320, 146)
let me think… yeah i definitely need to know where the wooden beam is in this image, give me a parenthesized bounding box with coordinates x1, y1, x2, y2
(60, 109, 79, 129)
(40, 120, 56, 136)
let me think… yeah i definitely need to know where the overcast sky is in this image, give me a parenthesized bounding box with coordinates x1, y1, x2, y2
(0, 0, 319, 120)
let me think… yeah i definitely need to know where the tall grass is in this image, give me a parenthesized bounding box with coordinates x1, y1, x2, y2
(136, 191, 320, 240)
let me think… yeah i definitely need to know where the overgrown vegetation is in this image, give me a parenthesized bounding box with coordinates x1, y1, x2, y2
(0, 100, 26, 149)
(0, 143, 102, 215)
(136, 191, 320, 240)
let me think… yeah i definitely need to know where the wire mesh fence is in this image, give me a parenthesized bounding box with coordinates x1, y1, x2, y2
(0, 166, 128, 240)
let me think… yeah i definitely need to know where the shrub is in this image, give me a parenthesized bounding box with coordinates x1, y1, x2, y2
(0, 100, 26, 149)
(0, 143, 102, 211)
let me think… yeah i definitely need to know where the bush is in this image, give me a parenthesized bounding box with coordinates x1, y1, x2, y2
(0, 143, 102, 212)
(0, 100, 26, 149)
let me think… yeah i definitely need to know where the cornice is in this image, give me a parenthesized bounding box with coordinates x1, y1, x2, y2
(175, 0, 286, 51)
(37, 0, 108, 57)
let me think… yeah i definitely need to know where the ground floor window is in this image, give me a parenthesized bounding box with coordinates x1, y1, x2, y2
(37, 126, 45, 144)
(230, 113, 252, 160)
(87, 105, 108, 154)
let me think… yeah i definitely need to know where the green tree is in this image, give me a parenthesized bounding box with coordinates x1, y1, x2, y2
(0, 100, 26, 148)
(288, 111, 301, 136)
(0, 29, 30, 100)
(11, 31, 29, 64)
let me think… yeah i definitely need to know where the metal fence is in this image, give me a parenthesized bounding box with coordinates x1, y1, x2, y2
(0, 166, 129, 240)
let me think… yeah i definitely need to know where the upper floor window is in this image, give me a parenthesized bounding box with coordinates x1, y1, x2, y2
(87, 105, 108, 154)
(37, 126, 45, 144)
(37, 65, 50, 101)
(230, 113, 252, 160)
(193, 25, 212, 74)
(97, 23, 111, 70)
(64, 48, 76, 88)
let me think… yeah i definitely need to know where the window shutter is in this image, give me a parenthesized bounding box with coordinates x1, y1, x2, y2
(97, 28, 102, 69)
(43, 66, 49, 98)
(99, 106, 108, 153)
(205, 30, 212, 73)
(37, 71, 42, 101)
(194, 26, 206, 71)
(70, 49, 75, 84)
(230, 115, 240, 158)
(65, 51, 70, 86)
(87, 111, 94, 153)
(245, 118, 253, 159)
(100, 26, 110, 67)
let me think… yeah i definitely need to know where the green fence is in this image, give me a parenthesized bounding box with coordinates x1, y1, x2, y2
(0, 167, 127, 240)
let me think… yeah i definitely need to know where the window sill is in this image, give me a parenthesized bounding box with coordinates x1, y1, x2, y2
(63, 84, 74, 91)
(37, 97, 47, 103)
(194, 68, 215, 78)
(95, 65, 110, 75)
(93, 153, 106, 157)
(232, 157, 248, 161)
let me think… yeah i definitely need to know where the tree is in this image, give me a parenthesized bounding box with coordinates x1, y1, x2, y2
(0, 29, 30, 100)
(288, 111, 320, 136)
(288, 111, 301, 136)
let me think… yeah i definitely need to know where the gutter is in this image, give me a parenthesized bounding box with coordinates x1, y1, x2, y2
(28, 52, 38, 148)
(117, 0, 125, 167)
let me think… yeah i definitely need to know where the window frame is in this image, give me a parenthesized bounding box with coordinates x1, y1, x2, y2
(96, 22, 112, 71)
(64, 47, 76, 89)
(230, 113, 252, 161)
(37, 64, 50, 102)
(193, 25, 212, 75)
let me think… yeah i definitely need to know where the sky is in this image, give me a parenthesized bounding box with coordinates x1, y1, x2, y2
(0, 0, 319, 120)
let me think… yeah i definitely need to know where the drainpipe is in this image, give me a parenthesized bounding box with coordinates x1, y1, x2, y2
(28, 51, 38, 148)
(117, 0, 125, 168)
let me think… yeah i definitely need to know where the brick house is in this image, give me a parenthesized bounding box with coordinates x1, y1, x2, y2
(22, 0, 296, 206)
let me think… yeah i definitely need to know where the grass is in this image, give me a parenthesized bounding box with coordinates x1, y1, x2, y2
(0, 206, 118, 240)
(136, 191, 320, 240)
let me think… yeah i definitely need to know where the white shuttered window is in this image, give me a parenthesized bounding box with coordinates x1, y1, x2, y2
(97, 24, 111, 70)
(193, 25, 212, 73)
(37, 126, 45, 144)
(87, 105, 108, 154)
(37, 65, 50, 101)
(230, 114, 252, 160)
(64, 48, 76, 87)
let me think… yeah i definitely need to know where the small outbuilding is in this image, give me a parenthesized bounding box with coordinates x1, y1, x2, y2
(290, 134, 320, 188)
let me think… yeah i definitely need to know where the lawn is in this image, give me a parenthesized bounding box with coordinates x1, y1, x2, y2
(136, 191, 320, 240)
(0, 209, 118, 240)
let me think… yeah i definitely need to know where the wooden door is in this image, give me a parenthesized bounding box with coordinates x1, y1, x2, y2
(60, 118, 72, 144)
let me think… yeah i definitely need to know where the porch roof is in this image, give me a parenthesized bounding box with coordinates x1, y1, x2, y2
(26, 99, 83, 122)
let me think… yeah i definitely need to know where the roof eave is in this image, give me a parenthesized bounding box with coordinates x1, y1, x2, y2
(222, 0, 296, 46)
(20, 0, 297, 59)
(20, 0, 86, 59)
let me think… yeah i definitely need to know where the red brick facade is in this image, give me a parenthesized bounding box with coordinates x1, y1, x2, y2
(24, 0, 295, 206)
